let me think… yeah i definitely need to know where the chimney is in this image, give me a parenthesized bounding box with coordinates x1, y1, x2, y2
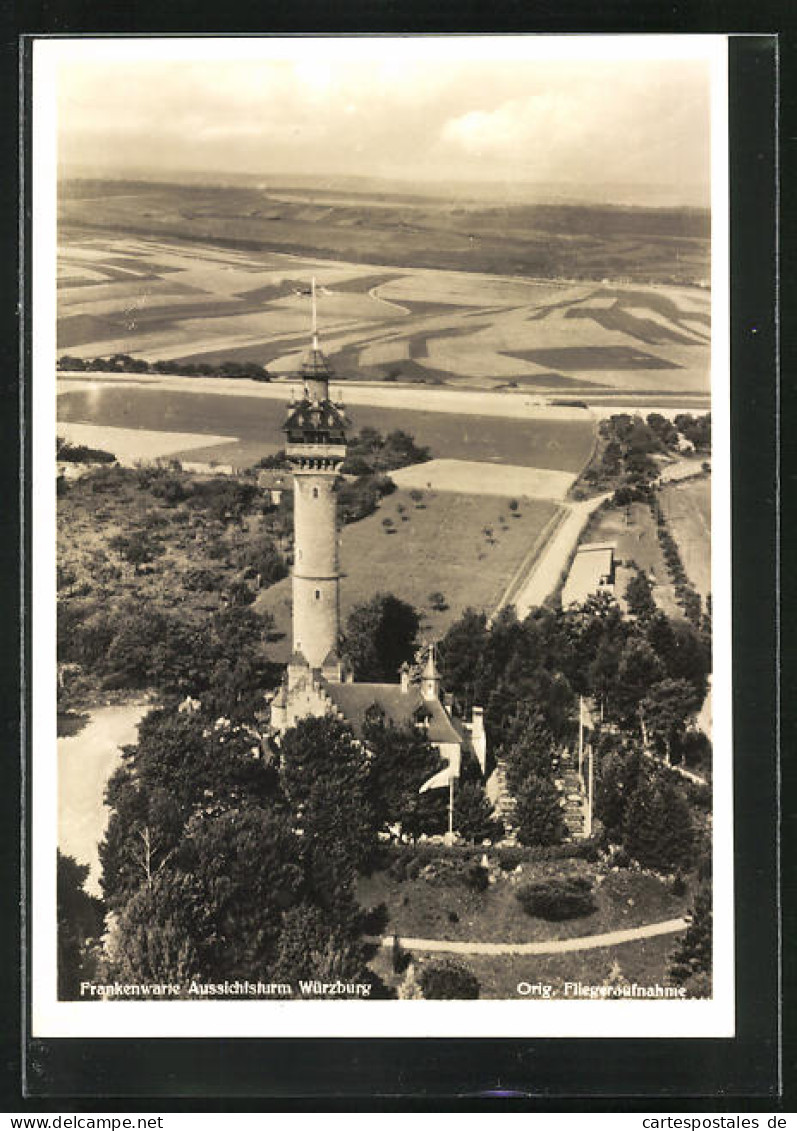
(399, 662, 410, 694)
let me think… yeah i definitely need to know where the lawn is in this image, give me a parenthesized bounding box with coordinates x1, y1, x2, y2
(358, 861, 689, 948)
(361, 859, 691, 1000)
(256, 488, 561, 659)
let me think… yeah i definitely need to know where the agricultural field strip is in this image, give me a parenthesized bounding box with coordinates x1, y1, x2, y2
(389, 459, 576, 501)
(58, 236, 709, 394)
(364, 916, 688, 955)
(57, 421, 235, 466)
(57, 371, 596, 422)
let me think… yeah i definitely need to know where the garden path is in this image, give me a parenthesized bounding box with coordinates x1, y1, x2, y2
(366, 915, 687, 956)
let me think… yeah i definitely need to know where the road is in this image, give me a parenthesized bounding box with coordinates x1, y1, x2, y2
(58, 702, 149, 894)
(512, 492, 613, 617)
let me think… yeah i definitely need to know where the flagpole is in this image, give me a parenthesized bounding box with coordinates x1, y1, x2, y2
(311, 276, 318, 350)
(586, 741, 594, 838)
(448, 774, 454, 842)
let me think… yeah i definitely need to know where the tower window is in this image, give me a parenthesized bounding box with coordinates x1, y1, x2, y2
(315, 589, 321, 600)
(312, 487, 319, 498)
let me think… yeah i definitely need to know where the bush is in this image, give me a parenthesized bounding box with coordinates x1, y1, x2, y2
(57, 438, 116, 464)
(465, 864, 489, 892)
(419, 960, 480, 1000)
(516, 876, 597, 921)
(497, 847, 524, 872)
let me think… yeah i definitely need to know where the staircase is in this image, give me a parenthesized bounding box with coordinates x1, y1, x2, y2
(556, 748, 588, 840)
(486, 749, 589, 843)
(486, 757, 517, 833)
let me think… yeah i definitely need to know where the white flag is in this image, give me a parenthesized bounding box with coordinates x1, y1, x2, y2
(419, 765, 454, 794)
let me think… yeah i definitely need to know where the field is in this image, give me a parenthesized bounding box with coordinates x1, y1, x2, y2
(57, 189, 711, 399)
(256, 488, 561, 659)
(661, 477, 711, 597)
(57, 383, 597, 474)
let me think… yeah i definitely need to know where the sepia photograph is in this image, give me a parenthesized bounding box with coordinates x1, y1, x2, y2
(30, 34, 732, 1039)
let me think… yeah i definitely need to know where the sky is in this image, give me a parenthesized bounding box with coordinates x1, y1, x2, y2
(53, 37, 716, 206)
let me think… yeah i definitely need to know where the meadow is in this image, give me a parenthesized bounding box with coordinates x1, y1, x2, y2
(256, 488, 562, 659)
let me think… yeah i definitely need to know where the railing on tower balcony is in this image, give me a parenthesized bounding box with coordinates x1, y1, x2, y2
(286, 441, 347, 463)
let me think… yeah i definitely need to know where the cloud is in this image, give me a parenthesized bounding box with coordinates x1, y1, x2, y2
(55, 50, 710, 199)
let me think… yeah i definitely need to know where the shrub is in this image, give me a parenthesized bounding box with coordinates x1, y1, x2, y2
(465, 864, 489, 893)
(497, 847, 524, 872)
(516, 876, 597, 921)
(419, 960, 480, 1000)
(57, 438, 116, 464)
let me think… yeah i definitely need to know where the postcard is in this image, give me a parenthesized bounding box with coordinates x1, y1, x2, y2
(30, 33, 733, 1040)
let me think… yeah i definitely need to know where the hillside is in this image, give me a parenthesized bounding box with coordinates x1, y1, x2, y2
(59, 177, 709, 286)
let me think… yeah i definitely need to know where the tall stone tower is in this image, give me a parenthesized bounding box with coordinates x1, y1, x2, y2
(283, 281, 348, 678)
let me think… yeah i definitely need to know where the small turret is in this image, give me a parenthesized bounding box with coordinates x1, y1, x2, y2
(421, 644, 441, 702)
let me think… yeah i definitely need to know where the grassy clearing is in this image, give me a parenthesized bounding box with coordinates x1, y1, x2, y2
(257, 489, 560, 659)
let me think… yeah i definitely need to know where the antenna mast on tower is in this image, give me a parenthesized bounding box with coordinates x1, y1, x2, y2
(311, 275, 318, 351)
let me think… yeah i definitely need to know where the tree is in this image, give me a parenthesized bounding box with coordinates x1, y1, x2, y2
(341, 593, 420, 682)
(513, 774, 566, 847)
(639, 678, 700, 763)
(280, 716, 377, 881)
(594, 744, 644, 844)
(270, 902, 379, 991)
(503, 713, 557, 795)
(668, 882, 712, 996)
(175, 805, 305, 978)
(108, 530, 163, 573)
(625, 569, 656, 620)
(57, 852, 105, 999)
(623, 772, 694, 872)
(613, 639, 665, 724)
(454, 778, 503, 843)
(105, 868, 210, 984)
(241, 535, 287, 586)
(362, 717, 444, 838)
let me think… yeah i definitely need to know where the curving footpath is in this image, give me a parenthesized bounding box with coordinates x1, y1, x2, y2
(365, 916, 688, 957)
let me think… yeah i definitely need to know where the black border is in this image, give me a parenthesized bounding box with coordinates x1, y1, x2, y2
(5, 21, 783, 1108)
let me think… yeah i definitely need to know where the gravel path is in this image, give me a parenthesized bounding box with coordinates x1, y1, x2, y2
(366, 916, 688, 957)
